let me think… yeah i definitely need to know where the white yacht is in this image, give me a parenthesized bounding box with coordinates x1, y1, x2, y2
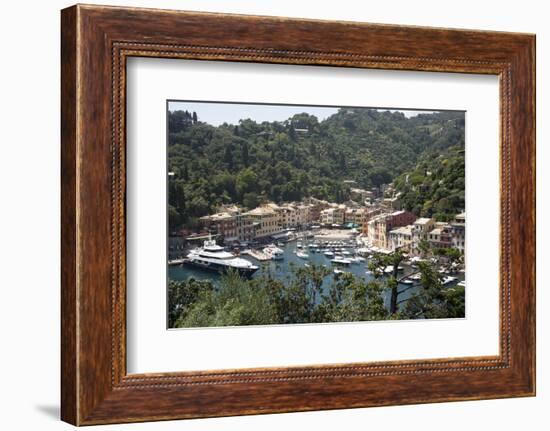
(185, 235, 259, 277)
(264, 244, 284, 260)
(331, 256, 352, 266)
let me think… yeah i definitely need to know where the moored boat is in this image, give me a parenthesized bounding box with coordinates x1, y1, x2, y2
(263, 244, 284, 260)
(331, 256, 352, 266)
(185, 235, 259, 277)
(442, 276, 458, 285)
(296, 250, 309, 259)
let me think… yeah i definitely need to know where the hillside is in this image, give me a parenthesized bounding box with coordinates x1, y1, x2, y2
(167, 107, 465, 229)
(394, 145, 465, 221)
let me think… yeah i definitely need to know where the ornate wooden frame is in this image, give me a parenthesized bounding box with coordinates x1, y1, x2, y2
(61, 4, 536, 426)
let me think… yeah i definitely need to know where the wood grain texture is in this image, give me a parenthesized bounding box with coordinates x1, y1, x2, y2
(60, 4, 536, 425)
(60, 5, 78, 425)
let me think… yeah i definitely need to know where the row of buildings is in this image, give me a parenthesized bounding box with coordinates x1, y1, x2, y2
(370, 211, 466, 255)
(199, 199, 326, 244)
(196, 198, 465, 254)
(198, 198, 388, 245)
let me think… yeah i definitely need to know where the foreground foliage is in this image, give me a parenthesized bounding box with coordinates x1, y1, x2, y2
(168, 251, 465, 328)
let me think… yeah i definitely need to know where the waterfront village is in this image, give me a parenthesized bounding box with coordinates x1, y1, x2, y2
(169, 183, 465, 286)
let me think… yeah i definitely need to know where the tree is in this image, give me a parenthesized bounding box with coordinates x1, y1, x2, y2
(241, 141, 249, 167)
(168, 278, 214, 327)
(175, 270, 279, 327)
(319, 273, 388, 322)
(400, 262, 465, 319)
(369, 167, 392, 187)
(242, 192, 259, 209)
(368, 250, 407, 314)
(236, 168, 259, 199)
(169, 265, 392, 328)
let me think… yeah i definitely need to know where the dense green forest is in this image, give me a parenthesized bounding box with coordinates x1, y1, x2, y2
(168, 107, 465, 230)
(393, 145, 465, 221)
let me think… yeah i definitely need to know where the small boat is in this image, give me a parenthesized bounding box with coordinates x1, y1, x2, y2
(383, 265, 394, 274)
(263, 245, 284, 260)
(333, 268, 345, 275)
(442, 276, 458, 285)
(457, 280, 466, 287)
(410, 273, 422, 281)
(331, 256, 352, 266)
(410, 256, 425, 264)
(324, 251, 335, 257)
(353, 256, 366, 262)
(400, 279, 414, 285)
(296, 250, 309, 259)
(168, 258, 185, 266)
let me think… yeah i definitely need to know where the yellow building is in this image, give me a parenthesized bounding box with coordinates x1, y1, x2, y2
(244, 205, 282, 239)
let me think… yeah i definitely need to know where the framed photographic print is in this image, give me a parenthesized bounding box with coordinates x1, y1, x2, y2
(61, 4, 536, 425)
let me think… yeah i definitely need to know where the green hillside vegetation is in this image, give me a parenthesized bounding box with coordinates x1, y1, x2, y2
(168, 108, 465, 230)
(393, 146, 465, 221)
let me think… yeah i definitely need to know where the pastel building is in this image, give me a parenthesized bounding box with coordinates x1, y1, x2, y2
(367, 210, 416, 250)
(389, 225, 413, 252)
(450, 212, 466, 253)
(244, 205, 282, 239)
(199, 212, 238, 243)
(410, 217, 436, 255)
(427, 222, 454, 249)
(320, 205, 345, 225)
(361, 207, 383, 235)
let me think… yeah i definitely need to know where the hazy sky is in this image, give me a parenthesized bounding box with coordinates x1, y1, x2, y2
(168, 101, 439, 127)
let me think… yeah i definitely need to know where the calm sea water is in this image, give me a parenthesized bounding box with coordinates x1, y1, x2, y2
(167, 241, 454, 307)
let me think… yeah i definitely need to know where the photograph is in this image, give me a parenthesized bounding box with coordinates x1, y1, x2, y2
(49, 2, 537, 426)
(166, 101, 466, 329)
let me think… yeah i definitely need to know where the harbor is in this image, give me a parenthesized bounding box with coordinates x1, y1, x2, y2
(168, 231, 465, 309)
